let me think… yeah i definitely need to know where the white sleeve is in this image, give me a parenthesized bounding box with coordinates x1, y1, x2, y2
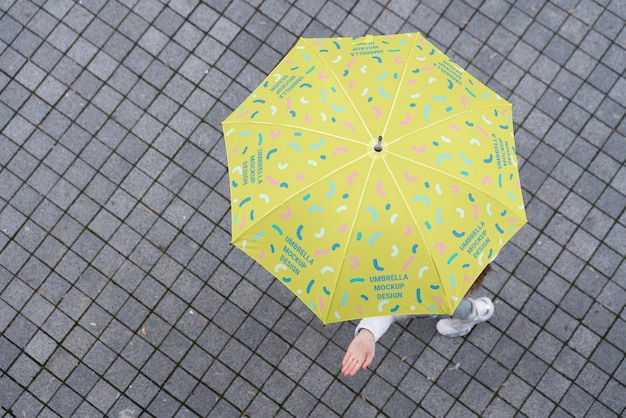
(355, 316, 397, 342)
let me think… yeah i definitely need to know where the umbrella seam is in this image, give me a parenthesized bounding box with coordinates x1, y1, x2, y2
(330, 155, 378, 322)
(301, 37, 375, 144)
(382, 150, 527, 313)
(227, 148, 374, 233)
(378, 154, 449, 312)
(387, 102, 512, 145)
(381, 33, 422, 141)
(223, 32, 526, 323)
(222, 120, 365, 146)
(384, 150, 527, 219)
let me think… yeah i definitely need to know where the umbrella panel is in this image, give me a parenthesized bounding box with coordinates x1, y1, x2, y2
(223, 33, 526, 324)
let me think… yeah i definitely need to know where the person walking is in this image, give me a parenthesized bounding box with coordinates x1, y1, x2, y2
(341, 266, 494, 376)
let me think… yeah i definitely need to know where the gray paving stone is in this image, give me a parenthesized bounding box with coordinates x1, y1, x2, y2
(261, 369, 296, 407)
(598, 379, 626, 415)
(153, 8, 183, 38)
(280, 386, 316, 416)
(7, 153, 38, 186)
(39, 304, 72, 343)
(93, 245, 124, 277)
(0, 237, 30, 274)
(0, 49, 26, 80)
(176, 386, 213, 417)
(0, 204, 26, 238)
(417, 383, 454, 417)
(7, 350, 39, 388)
(562, 383, 596, 417)
(4, 116, 35, 148)
(522, 390, 556, 418)
(78, 299, 112, 336)
(0, 375, 25, 412)
(219, 337, 253, 376)
(118, 375, 154, 412)
(20, 283, 53, 320)
(11, 390, 46, 418)
(2, 1, 626, 416)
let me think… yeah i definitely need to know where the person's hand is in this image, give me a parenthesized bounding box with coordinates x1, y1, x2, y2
(341, 329, 376, 376)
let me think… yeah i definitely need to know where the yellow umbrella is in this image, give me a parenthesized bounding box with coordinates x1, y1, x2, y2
(222, 33, 526, 324)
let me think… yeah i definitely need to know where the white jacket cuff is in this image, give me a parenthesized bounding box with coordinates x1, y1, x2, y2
(355, 316, 396, 342)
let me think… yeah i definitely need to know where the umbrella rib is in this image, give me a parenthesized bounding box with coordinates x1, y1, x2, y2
(301, 38, 375, 142)
(232, 151, 373, 249)
(380, 152, 525, 313)
(379, 154, 444, 297)
(386, 149, 472, 187)
(387, 103, 510, 145)
(222, 120, 366, 146)
(381, 33, 421, 140)
(330, 155, 378, 315)
(385, 149, 525, 217)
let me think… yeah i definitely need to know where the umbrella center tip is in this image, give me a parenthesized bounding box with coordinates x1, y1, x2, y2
(374, 136, 383, 152)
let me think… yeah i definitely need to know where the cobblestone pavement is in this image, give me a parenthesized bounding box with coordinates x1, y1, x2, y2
(1, 0, 625, 417)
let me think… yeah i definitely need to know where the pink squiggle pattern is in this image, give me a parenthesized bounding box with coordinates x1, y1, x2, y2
(312, 40, 324, 47)
(338, 223, 348, 232)
(404, 171, 417, 182)
(286, 97, 291, 109)
(296, 173, 306, 181)
(356, 305, 362, 315)
(412, 145, 426, 153)
(334, 147, 348, 155)
(476, 125, 490, 138)
(349, 256, 359, 269)
(237, 217, 246, 230)
(304, 114, 312, 122)
(401, 113, 412, 125)
(461, 97, 470, 107)
(421, 66, 435, 71)
(314, 249, 330, 256)
(260, 250, 265, 260)
(464, 275, 471, 282)
(280, 206, 291, 219)
(373, 107, 381, 119)
(230, 146, 239, 154)
(507, 217, 517, 223)
(394, 55, 403, 64)
(319, 297, 325, 311)
(376, 182, 386, 196)
(433, 295, 443, 307)
(265, 176, 279, 186)
(473, 204, 479, 220)
(343, 122, 355, 132)
(347, 172, 359, 186)
(270, 129, 282, 137)
(408, 79, 416, 85)
(402, 255, 414, 270)
(451, 184, 460, 194)
(482, 176, 492, 186)
(405, 225, 413, 236)
(348, 81, 355, 88)
(434, 242, 446, 254)
(347, 58, 356, 68)
(450, 124, 460, 132)
(318, 71, 329, 79)
(236, 111, 250, 118)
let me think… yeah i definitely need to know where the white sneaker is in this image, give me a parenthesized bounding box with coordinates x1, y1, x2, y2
(436, 297, 494, 337)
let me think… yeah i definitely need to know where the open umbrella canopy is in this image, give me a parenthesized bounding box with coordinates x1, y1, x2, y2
(222, 32, 526, 324)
